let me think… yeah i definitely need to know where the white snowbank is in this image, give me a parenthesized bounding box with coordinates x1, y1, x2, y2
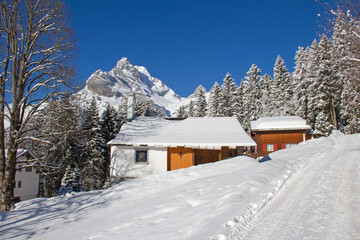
(1, 132, 359, 240)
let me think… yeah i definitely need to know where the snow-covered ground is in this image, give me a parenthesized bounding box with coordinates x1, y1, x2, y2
(1, 132, 359, 240)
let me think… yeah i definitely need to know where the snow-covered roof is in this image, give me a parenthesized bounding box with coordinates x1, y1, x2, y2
(109, 117, 256, 149)
(250, 116, 311, 131)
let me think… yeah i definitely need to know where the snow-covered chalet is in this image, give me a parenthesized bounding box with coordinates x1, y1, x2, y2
(108, 117, 256, 178)
(250, 116, 312, 158)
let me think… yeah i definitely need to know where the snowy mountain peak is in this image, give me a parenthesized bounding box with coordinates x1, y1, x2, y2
(135, 65, 151, 78)
(78, 57, 184, 116)
(115, 57, 131, 69)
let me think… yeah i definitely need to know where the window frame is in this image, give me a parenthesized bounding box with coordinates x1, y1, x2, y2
(135, 149, 149, 164)
(25, 167, 32, 172)
(266, 144, 274, 152)
(17, 181, 22, 188)
(285, 143, 296, 148)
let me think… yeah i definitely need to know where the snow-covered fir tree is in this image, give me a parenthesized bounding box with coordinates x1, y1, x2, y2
(236, 81, 245, 120)
(242, 64, 262, 131)
(83, 98, 106, 190)
(176, 105, 188, 118)
(294, 46, 311, 121)
(134, 99, 163, 117)
(27, 93, 87, 197)
(272, 55, 294, 116)
(259, 74, 273, 116)
(188, 100, 195, 117)
(208, 82, 224, 117)
(118, 101, 128, 118)
(58, 164, 82, 195)
(303, 39, 320, 130)
(332, 10, 360, 133)
(221, 73, 238, 117)
(195, 87, 208, 117)
(314, 111, 334, 136)
(100, 104, 122, 180)
(316, 35, 340, 132)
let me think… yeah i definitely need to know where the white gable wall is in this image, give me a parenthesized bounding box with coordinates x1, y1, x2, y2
(14, 156, 39, 201)
(110, 146, 167, 178)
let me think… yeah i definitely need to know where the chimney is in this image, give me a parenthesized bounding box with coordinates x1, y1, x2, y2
(127, 94, 135, 120)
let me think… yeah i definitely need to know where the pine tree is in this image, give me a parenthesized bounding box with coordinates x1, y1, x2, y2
(100, 104, 122, 181)
(314, 111, 334, 136)
(28, 93, 87, 197)
(242, 64, 262, 131)
(83, 98, 106, 190)
(176, 105, 188, 118)
(305, 39, 321, 129)
(188, 100, 195, 117)
(294, 46, 311, 121)
(58, 164, 82, 195)
(272, 55, 294, 115)
(259, 74, 273, 116)
(236, 81, 245, 120)
(221, 73, 238, 116)
(195, 88, 207, 117)
(118, 101, 128, 118)
(208, 82, 225, 117)
(317, 35, 341, 131)
(332, 10, 360, 133)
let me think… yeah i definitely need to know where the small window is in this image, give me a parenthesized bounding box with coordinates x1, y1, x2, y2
(228, 150, 233, 157)
(25, 167, 32, 172)
(267, 144, 274, 151)
(285, 143, 296, 148)
(17, 165, 22, 172)
(236, 147, 244, 156)
(135, 150, 148, 163)
(17, 181, 22, 188)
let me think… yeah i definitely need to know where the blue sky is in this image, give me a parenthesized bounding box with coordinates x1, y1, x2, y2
(65, 0, 321, 97)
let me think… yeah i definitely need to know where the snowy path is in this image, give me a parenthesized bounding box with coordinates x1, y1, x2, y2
(234, 135, 360, 240)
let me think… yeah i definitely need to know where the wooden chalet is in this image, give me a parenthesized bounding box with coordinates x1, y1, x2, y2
(250, 116, 312, 159)
(108, 117, 256, 178)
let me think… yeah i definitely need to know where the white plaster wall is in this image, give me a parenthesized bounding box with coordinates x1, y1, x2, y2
(110, 146, 167, 178)
(14, 156, 39, 201)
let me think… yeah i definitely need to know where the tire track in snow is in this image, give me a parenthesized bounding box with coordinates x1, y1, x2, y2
(211, 149, 327, 240)
(212, 134, 360, 240)
(231, 137, 360, 240)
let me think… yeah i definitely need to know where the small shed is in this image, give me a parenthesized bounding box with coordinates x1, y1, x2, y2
(250, 116, 312, 158)
(108, 117, 256, 178)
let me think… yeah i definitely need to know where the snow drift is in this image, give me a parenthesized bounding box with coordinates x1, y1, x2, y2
(1, 132, 359, 240)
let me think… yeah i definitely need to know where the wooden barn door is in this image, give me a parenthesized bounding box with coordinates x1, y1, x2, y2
(167, 147, 194, 171)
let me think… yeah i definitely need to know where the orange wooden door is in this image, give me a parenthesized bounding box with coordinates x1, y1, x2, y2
(168, 147, 194, 170)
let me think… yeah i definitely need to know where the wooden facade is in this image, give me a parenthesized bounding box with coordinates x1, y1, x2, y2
(167, 146, 243, 171)
(167, 147, 194, 171)
(251, 130, 311, 158)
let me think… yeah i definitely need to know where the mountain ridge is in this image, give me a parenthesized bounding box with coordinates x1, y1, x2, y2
(77, 57, 185, 116)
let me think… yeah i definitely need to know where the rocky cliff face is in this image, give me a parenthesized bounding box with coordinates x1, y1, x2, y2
(77, 57, 184, 116)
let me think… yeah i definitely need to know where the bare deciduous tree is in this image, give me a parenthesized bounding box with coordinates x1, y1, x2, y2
(0, 0, 76, 212)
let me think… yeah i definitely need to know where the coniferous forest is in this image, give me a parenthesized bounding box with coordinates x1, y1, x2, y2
(178, 8, 360, 136)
